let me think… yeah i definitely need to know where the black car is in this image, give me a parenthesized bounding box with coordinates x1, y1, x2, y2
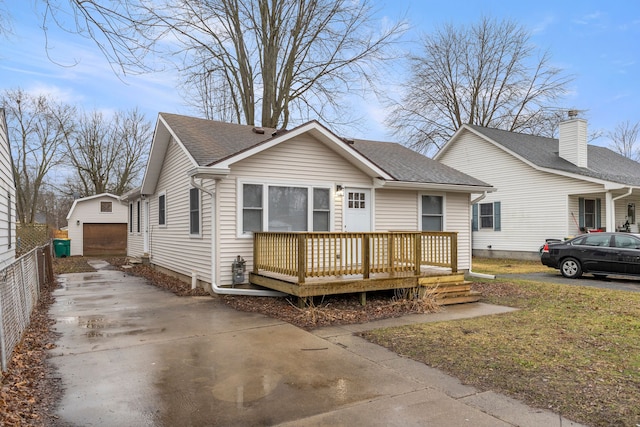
(540, 232, 640, 279)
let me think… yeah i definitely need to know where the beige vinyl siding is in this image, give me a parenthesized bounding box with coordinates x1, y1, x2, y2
(127, 198, 145, 257)
(439, 132, 603, 254)
(375, 190, 418, 231)
(216, 134, 372, 285)
(444, 192, 471, 270)
(0, 111, 14, 265)
(147, 138, 212, 283)
(67, 196, 128, 256)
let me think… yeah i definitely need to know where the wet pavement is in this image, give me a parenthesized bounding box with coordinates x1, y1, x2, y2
(49, 260, 586, 426)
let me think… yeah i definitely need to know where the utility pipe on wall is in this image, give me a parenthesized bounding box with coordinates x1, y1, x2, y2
(190, 176, 284, 297)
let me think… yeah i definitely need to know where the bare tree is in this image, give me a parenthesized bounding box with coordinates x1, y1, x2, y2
(608, 120, 640, 161)
(387, 17, 573, 155)
(45, 0, 406, 129)
(1, 89, 75, 224)
(64, 108, 151, 197)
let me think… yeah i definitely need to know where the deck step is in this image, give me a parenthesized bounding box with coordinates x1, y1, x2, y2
(420, 278, 480, 305)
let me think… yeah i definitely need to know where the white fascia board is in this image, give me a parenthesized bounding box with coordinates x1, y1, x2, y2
(379, 180, 496, 193)
(214, 121, 394, 180)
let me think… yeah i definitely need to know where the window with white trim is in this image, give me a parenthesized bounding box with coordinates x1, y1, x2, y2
(313, 188, 330, 231)
(584, 199, 596, 229)
(136, 201, 141, 233)
(129, 203, 133, 233)
(100, 201, 112, 213)
(421, 195, 443, 231)
(189, 188, 200, 235)
(158, 193, 166, 226)
(480, 203, 494, 229)
(241, 183, 331, 234)
(243, 184, 263, 233)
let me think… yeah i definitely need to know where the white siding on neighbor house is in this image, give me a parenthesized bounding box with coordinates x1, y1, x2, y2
(147, 138, 213, 283)
(216, 134, 373, 285)
(0, 111, 15, 266)
(67, 195, 128, 256)
(127, 197, 145, 257)
(439, 132, 603, 254)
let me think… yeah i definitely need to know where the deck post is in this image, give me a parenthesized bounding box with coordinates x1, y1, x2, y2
(414, 233, 422, 275)
(363, 233, 370, 279)
(297, 234, 307, 284)
(359, 292, 366, 306)
(388, 233, 394, 272)
(451, 233, 458, 273)
(253, 233, 259, 274)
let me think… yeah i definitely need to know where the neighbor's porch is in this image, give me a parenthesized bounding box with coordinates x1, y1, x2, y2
(249, 231, 480, 305)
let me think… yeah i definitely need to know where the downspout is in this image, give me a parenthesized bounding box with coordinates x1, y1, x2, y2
(190, 176, 284, 297)
(467, 192, 495, 279)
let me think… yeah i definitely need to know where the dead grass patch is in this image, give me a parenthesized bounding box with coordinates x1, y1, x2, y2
(361, 279, 640, 427)
(472, 256, 549, 275)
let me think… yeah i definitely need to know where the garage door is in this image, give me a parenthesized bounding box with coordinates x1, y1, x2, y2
(83, 223, 127, 256)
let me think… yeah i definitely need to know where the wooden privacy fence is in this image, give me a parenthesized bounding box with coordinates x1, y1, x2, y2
(253, 231, 457, 283)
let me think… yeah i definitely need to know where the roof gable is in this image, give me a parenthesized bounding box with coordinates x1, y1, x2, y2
(141, 113, 494, 194)
(438, 124, 640, 187)
(66, 193, 122, 220)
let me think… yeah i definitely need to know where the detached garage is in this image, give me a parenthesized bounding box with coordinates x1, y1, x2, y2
(66, 193, 128, 256)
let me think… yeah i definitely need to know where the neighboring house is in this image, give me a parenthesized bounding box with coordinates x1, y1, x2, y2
(123, 113, 494, 294)
(0, 109, 16, 266)
(435, 115, 640, 259)
(66, 193, 128, 256)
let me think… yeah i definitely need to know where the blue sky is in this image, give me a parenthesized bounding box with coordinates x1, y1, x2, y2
(1, 1, 638, 148)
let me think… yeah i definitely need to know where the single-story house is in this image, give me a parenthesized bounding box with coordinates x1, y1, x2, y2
(434, 114, 640, 259)
(66, 193, 128, 256)
(0, 108, 15, 267)
(123, 113, 494, 299)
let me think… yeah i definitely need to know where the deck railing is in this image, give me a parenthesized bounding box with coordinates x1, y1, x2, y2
(253, 231, 457, 284)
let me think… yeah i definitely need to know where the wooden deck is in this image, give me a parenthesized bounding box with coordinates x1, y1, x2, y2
(250, 231, 480, 305)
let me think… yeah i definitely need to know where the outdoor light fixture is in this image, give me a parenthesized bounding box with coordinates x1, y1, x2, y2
(76, 220, 80, 226)
(336, 184, 344, 197)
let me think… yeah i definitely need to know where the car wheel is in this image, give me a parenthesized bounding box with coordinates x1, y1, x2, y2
(560, 257, 582, 279)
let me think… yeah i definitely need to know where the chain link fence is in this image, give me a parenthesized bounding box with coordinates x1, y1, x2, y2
(16, 224, 51, 258)
(0, 243, 54, 371)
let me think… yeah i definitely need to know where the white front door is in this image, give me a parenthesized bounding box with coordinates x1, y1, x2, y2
(344, 188, 371, 232)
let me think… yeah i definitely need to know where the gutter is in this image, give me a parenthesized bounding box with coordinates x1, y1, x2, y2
(467, 191, 496, 280)
(190, 176, 284, 297)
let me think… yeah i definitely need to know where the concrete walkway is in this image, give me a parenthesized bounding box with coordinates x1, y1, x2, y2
(48, 260, 586, 426)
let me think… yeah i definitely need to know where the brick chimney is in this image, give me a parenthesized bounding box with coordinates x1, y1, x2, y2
(558, 110, 588, 168)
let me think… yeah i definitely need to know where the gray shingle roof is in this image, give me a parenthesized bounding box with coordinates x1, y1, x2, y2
(160, 113, 277, 166)
(160, 113, 491, 188)
(351, 138, 491, 187)
(467, 125, 640, 187)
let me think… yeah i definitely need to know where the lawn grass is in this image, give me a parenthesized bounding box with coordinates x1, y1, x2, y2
(471, 256, 550, 274)
(361, 279, 640, 427)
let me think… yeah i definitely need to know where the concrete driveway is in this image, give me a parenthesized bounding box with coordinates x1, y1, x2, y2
(49, 260, 585, 426)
